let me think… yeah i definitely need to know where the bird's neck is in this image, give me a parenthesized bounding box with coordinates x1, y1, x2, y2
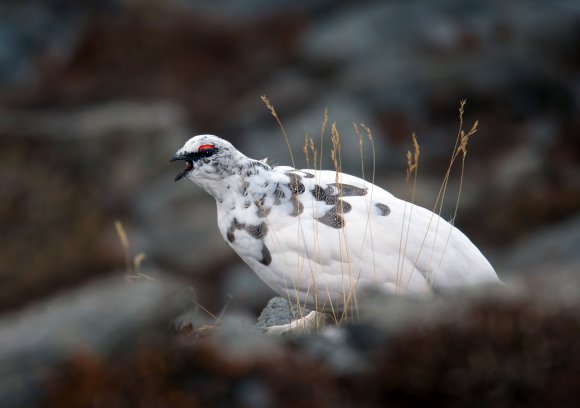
(207, 159, 275, 208)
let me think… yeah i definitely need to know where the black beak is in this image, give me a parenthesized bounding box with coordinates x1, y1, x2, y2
(170, 153, 194, 182)
(169, 153, 183, 163)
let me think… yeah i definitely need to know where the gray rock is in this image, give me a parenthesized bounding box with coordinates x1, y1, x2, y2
(256, 297, 312, 331)
(0, 273, 190, 408)
(498, 213, 580, 282)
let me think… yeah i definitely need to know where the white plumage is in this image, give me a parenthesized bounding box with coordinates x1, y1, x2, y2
(171, 134, 500, 314)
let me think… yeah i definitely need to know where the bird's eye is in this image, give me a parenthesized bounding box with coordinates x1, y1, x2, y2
(198, 144, 217, 157)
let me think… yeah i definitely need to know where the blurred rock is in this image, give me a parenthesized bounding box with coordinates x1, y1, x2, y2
(491, 144, 545, 194)
(186, 0, 332, 20)
(356, 284, 515, 331)
(303, 0, 579, 102)
(0, 273, 190, 408)
(214, 313, 283, 361)
(221, 263, 275, 313)
(246, 271, 580, 404)
(498, 213, 580, 280)
(257, 284, 509, 337)
(0, 101, 192, 312)
(132, 179, 231, 272)
(0, 1, 116, 88)
(293, 324, 379, 374)
(17, 270, 580, 407)
(0, 101, 187, 140)
(240, 93, 390, 176)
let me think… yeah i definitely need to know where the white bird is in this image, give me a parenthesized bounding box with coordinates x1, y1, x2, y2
(171, 135, 500, 330)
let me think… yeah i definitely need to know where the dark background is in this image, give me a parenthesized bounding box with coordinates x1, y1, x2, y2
(1, 0, 579, 316)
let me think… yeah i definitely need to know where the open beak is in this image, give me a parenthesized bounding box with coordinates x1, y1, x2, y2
(170, 153, 194, 182)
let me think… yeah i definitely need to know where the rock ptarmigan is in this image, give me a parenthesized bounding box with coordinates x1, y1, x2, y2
(171, 135, 500, 332)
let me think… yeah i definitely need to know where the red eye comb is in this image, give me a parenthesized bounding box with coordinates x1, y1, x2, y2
(198, 144, 215, 152)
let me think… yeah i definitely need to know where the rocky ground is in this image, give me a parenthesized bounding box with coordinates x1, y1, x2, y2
(1, 0, 579, 405)
(3, 272, 580, 407)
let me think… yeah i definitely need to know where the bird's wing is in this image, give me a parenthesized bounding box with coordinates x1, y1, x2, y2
(263, 168, 497, 295)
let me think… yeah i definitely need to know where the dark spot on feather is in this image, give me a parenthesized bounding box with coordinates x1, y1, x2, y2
(316, 210, 345, 229)
(290, 198, 304, 217)
(260, 244, 272, 266)
(288, 181, 305, 195)
(227, 218, 244, 242)
(241, 182, 249, 198)
(228, 218, 269, 242)
(246, 222, 268, 239)
(273, 184, 286, 205)
(252, 160, 269, 170)
(287, 173, 305, 195)
(311, 185, 326, 201)
(285, 172, 303, 181)
(301, 171, 315, 178)
(330, 183, 367, 197)
(376, 202, 391, 216)
(256, 199, 271, 218)
(325, 194, 338, 206)
(295, 182, 305, 195)
(312, 184, 352, 219)
(336, 200, 352, 214)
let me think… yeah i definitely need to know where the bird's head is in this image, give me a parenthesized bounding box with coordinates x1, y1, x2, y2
(170, 134, 243, 183)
